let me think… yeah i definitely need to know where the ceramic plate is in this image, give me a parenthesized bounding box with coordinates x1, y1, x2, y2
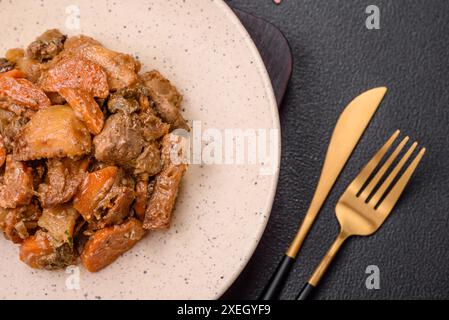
(0, 0, 280, 299)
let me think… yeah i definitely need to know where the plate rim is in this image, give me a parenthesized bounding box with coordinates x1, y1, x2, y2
(213, 0, 281, 299)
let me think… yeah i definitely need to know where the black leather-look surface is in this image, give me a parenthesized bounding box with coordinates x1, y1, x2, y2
(222, 0, 449, 300)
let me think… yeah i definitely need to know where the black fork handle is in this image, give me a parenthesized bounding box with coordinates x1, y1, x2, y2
(259, 255, 295, 300)
(296, 283, 315, 300)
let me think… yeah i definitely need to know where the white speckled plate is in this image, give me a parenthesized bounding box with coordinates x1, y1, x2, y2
(0, 0, 280, 299)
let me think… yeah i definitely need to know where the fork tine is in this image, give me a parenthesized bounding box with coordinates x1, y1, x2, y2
(348, 130, 400, 195)
(377, 148, 426, 215)
(369, 141, 418, 206)
(359, 136, 409, 200)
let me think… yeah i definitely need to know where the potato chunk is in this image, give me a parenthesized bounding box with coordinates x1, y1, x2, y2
(38, 205, 79, 245)
(81, 218, 144, 272)
(13, 105, 92, 161)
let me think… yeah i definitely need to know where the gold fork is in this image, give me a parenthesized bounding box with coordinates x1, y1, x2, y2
(296, 130, 426, 300)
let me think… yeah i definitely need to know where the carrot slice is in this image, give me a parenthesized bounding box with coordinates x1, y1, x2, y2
(59, 87, 105, 134)
(0, 76, 51, 110)
(81, 218, 144, 272)
(39, 57, 109, 98)
(0, 69, 27, 78)
(19, 234, 55, 269)
(73, 166, 118, 220)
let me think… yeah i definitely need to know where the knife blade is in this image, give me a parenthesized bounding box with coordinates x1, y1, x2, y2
(286, 86, 387, 257)
(260, 87, 387, 300)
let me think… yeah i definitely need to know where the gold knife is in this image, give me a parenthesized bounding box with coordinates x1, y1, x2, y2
(259, 87, 388, 300)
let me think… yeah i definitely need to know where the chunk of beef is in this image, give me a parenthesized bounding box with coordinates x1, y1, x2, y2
(107, 84, 169, 141)
(107, 93, 140, 114)
(143, 134, 187, 230)
(94, 112, 164, 176)
(0, 155, 34, 209)
(38, 158, 89, 208)
(93, 112, 144, 167)
(107, 85, 149, 114)
(138, 111, 170, 141)
(27, 29, 67, 62)
(142, 165, 186, 230)
(133, 142, 162, 177)
(140, 70, 188, 130)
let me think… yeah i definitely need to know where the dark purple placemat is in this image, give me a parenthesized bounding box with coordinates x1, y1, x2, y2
(234, 9, 292, 107)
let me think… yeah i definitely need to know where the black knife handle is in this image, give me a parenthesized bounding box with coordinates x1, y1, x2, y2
(259, 255, 295, 300)
(296, 283, 315, 300)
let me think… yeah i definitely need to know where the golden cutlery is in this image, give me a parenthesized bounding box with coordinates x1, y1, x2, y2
(297, 130, 426, 299)
(260, 87, 388, 300)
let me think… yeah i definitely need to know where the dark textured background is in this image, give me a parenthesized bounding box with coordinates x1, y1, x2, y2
(222, 0, 449, 300)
